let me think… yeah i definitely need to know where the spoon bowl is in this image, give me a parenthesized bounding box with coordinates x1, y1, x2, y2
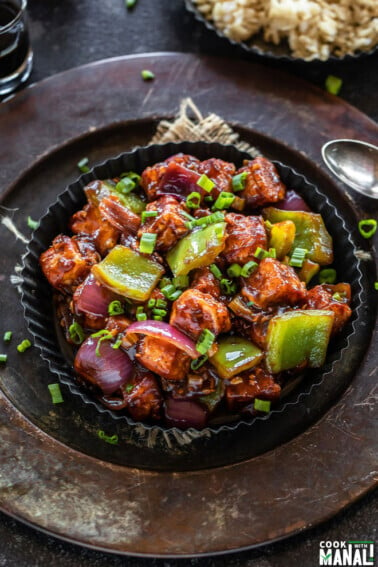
(321, 139, 378, 199)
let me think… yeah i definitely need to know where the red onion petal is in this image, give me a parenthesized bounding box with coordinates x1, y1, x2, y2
(74, 336, 133, 395)
(73, 274, 118, 318)
(165, 398, 208, 429)
(275, 190, 311, 212)
(126, 320, 199, 358)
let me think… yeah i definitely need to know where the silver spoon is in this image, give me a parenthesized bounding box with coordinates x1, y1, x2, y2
(321, 139, 378, 199)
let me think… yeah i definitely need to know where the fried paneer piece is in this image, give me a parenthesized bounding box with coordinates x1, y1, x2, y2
(191, 267, 221, 299)
(226, 367, 281, 411)
(170, 289, 231, 341)
(241, 257, 307, 309)
(305, 283, 352, 334)
(40, 234, 100, 294)
(99, 195, 141, 234)
(136, 336, 191, 381)
(237, 156, 286, 208)
(197, 158, 235, 196)
(137, 195, 189, 251)
(124, 371, 163, 421)
(69, 203, 119, 256)
(223, 212, 268, 265)
(140, 153, 200, 200)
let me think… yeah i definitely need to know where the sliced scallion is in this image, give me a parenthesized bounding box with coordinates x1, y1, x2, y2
(0, 354, 7, 363)
(141, 210, 158, 223)
(16, 339, 32, 353)
(98, 430, 118, 444)
(220, 278, 237, 295)
(139, 232, 157, 254)
(186, 191, 201, 209)
(358, 219, 377, 239)
(27, 216, 39, 230)
(241, 261, 258, 278)
(116, 176, 135, 195)
(69, 322, 85, 345)
(3, 331, 12, 342)
(227, 264, 242, 278)
(108, 300, 124, 316)
(319, 268, 337, 284)
(141, 69, 155, 81)
(289, 247, 308, 268)
(197, 174, 215, 193)
(209, 264, 222, 280)
(48, 383, 64, 404)
(196, 329, 215, 355)
(325, 75, 342, 95)
(190, 355, 208, 371)
(232, 171, 248, 192)
(212, 191, 235, 211)
(254, 398, 271, 413)
(77, 157, 90, 173)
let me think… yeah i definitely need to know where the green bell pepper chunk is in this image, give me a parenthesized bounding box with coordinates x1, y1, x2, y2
(265, 309, 334, 373)
(92, 245, 164, 302)
(263, 207, 333, 265)
(167, 222, 227, 276)
(209, 336, 263, 380)
(84, 179, 146, 214)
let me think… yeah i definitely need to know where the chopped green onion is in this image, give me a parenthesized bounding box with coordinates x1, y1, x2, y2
(209, 264, 223, 280)
(197, 174, 215, 193)
(159, 277, 172, 289)
(116, 177, 135, 195)
(254, 247, 269, 260)
(126, 0, 137, 8)
(147, 298, 156, 308)
(152, 308, 167, 317)
(91, 329, 114, 356)
(173, 275, 189, 289)
(254, 398, 271, 413)
(3, 331, 12, 342)
(0, 354, 7, 363)
(289, 247, 308, 268)
(27, 216, 39, 230)
(332, 292, 346, 302)
(319, 268, 337, 284)
(220, 278, 237, 295)
(69, 322, 85, 345)
(77, 157, 90, 173)
(187, 211, 225, 230)
(125, 383, 134, 393)
(141, 210, 158, 223)
(136, 306, 144, 314)
(374, 282, 378, 290)
(120, 171, 141, 185)
(190, 355, 208, 371)
(268, 248, 276, 258)
(212, 191, 235, 211)
(325, 75, 342, 95)
(136, 312, 147, 321)
(161, 284, 176, 298)
(98, 430, 118, 445)
(227, 264, 242, 278)
(196, 329, 215, 355)
(241, 261, 258, 278)
(141, 69, 155, 81)
(48, 383, 64, 404)
(108, 300, 124, 316)
(17, 339, 32, 353)
(232, 172, 248, 192)
(112, 335, 123, 350)
(204, 195, 213, 203)
(153, 315, 163, 321)
(358, 219, 377, 239)
(156, 298, 167, 308)
(139, 232, 157, 254)
(186, 192, 201, 209)
(168, 289, 182, 301)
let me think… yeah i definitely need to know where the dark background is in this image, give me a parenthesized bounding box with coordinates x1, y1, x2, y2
(1, 0, 377, 565)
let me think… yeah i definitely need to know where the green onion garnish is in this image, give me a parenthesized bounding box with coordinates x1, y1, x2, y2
(116, 177, 135, 195)
(375, 282, 378, 290)
(209, 264, 222, 280)
(254, 398, 271, 413)
(147, 298, 156, 308)
(156, 298, 167, 308)
(197, 174, 215, 193)
(319, 268, 337, 284)
(332, 292, 345, 302)
(227, 264, 242, 278)
(141, 210, 158, 223)
(69, 322, 85, 345)
(190, 355, 208, 371)
(289, 247, 308, 268)
(204, 195, 213, 203)
(139, 232, 157, 254)
(91, 329, 114, 356)
(126, 0, 137, 8)
(187, 211, 225, 230)
(77, 157, 90, 173)
(153, 315, 163, 321)
(196, 329, 215, 355)
(212, 191, 235, 211)
(16, 339, 32, 353)
(98, 430, 118, 445)
(358, 219, 377, 239)
(173, 275, 189, 289)
(232, 171, 248, 192)
(48, 383, 64, 404)
(120, 171, 141, 184)
(241, 261, 258, 278)
(125, 384, 134, 393)
(3, 331, 12, 342)
(186, 191, 201, 209)
(268, 248, 276, 258)
(168, 289, 182, 301)
(108, 300, 124, 316)
(0, 354, 7, 363)
(220, 278, 237, 295)
(325, 75, 342, 95)
(254, 247, 269, 260)
(161, 284, 176, 298)
(159, 277, 172, 289)
(112, 335, 123, 350)
(152, 308, 167, 318)
(27, 216, 39, 230)
(141, 69, 155, 81)
(136, 312, 147, 321)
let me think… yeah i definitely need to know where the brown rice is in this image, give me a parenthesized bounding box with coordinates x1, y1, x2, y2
(193, 0, 378, 60)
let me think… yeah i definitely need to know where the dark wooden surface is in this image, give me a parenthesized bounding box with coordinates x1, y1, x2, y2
(0, 0, 377, 565)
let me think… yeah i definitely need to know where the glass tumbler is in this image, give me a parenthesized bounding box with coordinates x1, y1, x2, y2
(0, 0, 33, 95)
